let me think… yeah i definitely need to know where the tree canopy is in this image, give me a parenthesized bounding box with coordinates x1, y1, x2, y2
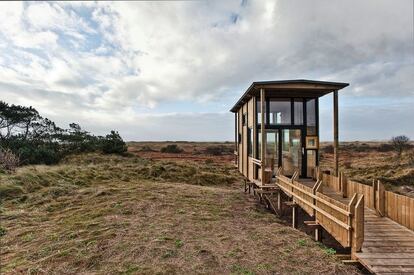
(0, 101, 127, 165)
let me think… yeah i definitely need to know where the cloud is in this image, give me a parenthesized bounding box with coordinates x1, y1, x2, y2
(0, 0, 412, 140)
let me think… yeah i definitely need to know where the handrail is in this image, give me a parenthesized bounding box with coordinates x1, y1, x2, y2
(277, 182, 351, 230)
(275, 172, 365, 254)
(277, 175, 351, 216)
(251, 158, 262, 166)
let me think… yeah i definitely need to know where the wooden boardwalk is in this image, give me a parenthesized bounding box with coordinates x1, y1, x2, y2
(266, 174, 414, 274)
(355, 208, 414, 274)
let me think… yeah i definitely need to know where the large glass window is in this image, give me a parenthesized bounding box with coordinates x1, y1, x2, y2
(269, 99, 291, 125)
(294, 99, 303, 125)
(306, 99, 316, 135)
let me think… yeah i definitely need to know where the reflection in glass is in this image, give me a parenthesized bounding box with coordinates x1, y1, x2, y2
(266, 131, 279, 173)
(306, 99, 316, 135)
(307, 150, 316, 177)
(282, 129, 302, 176)
(294, 99, 303, 125)
(269, 99, 291, 125)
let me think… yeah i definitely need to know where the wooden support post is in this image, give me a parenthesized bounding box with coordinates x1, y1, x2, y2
(260, 88, 265, 185)
(315, 227, 322, 242)
(292, 202, 298, 229)
(277, 191, 282, 212)
(372, 179, 377, 211)
(333, 90, 339, 177)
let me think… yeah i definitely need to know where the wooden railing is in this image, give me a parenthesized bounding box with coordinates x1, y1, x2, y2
(318, 169, 414, 231)
(276, 174, 364, 252)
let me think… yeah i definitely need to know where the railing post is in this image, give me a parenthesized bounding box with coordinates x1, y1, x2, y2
(376, 180, 385, 217)
(351, 195, 364, 259)
(347, 193, 357, 247)
(341, 172, 348, 198)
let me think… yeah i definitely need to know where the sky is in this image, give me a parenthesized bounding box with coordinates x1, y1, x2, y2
(0, 0, 413, 141)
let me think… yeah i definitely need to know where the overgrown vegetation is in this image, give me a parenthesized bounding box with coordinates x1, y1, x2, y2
(0, 153, 358, 274)
(0, 101, 127, 168)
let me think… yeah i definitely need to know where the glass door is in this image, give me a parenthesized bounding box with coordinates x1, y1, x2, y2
(266, 130, 279, 175)
(281, 129, 302, 176)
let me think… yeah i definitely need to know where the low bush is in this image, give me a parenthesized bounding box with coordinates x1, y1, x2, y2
(160, 145, 183, 154)
(377, 143, 393, 152)
(0, 148, 20, 172)
(204, 146, 233, 156)
(139, 146, 156, 152)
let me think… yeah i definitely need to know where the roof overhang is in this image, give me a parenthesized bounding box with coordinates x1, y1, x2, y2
(230, 79, 349, 113)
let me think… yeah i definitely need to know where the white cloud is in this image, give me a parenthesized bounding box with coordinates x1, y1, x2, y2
(0, 0, 412, 140)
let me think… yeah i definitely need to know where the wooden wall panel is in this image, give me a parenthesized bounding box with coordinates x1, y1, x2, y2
(248, 97, 254, 128)
(238, 109, 243, 174)
(242, 103, 248, 177)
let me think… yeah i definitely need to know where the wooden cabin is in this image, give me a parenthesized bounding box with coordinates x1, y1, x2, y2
(230, 79, 349, 185)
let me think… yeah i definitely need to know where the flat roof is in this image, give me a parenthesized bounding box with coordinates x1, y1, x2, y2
(230, 79, 349, 113)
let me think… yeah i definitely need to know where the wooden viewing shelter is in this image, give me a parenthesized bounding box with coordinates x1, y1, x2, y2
(230, 79, 347, 183)
(230, 80, 414, 274)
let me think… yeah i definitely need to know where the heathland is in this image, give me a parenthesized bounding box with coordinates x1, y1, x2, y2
(0, 142, 364, 274)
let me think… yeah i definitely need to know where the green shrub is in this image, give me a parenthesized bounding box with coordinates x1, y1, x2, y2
(160, 144, 183, 154)
(100, 131, 128, 155)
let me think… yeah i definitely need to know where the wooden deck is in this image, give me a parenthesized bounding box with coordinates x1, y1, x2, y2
(355, 208, 414, 274)
(258, 174, 414, 274)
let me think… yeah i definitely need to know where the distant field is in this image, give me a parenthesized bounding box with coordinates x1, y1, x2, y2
(0, 151, 358, 274)
(319, 141, 414, 197)
(129, 141, 414, 197)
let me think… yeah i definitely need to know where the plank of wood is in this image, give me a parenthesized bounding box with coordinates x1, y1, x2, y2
(363, 258, 414, 266)
(362, 247, 414, 253)
(370, 265, 414, 273)
(364, 238, 414, 242)
(362, 241, 414, 247)
(356, 253, 414, 259)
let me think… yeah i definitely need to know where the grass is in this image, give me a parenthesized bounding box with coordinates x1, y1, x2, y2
(320, 142, 414, 197)
(0, 152, 359, 274)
